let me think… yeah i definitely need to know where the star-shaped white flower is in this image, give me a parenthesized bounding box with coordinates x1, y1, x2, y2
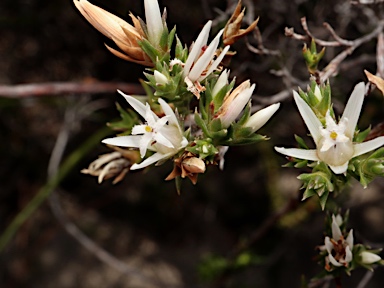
(275, 82, 384, 174)
(324, 215, 354, 269)
(102, 91, 188, 170)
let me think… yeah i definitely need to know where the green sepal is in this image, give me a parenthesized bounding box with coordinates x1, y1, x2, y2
(294, 134, 309, 149)
(107, 102, 139, 134)
(354, 126, 370, 143)
(175, 35, 188, 61)
(317, 81, 331, 117)
(186, 139, 218, 161)
(194, 112, 212, 138)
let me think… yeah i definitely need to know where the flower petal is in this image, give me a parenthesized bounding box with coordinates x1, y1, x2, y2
(353, 136, 384, 157)
(293, 91, 323, 145)
(189, 29, 224, 82)
(342, 82, 365, 138)
(117, 91, 148, 119)
(346, 229, 354, 247)
(183, 21, 212, 78)
(324, 236, 333, 254)
(345, 245, 353, 263)
(328, 254, 343, 267)
(331, 215, 343, 240)
(144, 0, 163, 46)
(328, 162, 349, 175)
(274, 147, 319, 161)
(102, 135, 142, 148)
(130, 152, 171, 170)
(158, 98, 178, 127)
(199, 45, 230, 82)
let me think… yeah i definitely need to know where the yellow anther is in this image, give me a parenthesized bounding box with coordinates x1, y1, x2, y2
(145, 125, 152, 132)
(330, 131, 338, 140)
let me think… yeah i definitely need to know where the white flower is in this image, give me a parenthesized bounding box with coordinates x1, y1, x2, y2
(324, 215, 354, 269)
(144, 0, 165, 47)
(183, 21, 230, 97)
(275, 82, 384, 175)
(102, 91, 188, 170)
(360, 251, 382, 264)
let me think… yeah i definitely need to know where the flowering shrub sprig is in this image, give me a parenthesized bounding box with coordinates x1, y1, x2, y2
(275, 81, 384, 209)
(76, 0, 279, 188)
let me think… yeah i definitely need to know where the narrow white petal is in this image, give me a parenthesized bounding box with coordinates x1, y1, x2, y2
(293, 91, 323, 145)
(131, 124, 148, 135)
(199, 45, 230, 82)
(144, 0, 163, 46)
(102, 135, 141, 148)
(331, 215, 343, 240)
(183, 21, 212, 78)
(274, 147, 319, 161)
(353, 136, 384, 157)
(158, 98, 178, 126)
(345, 246, 353, 263)
(244, 102, 280, 132)
(346, 229, 354, 247)
(130, 152, 170, 170)
(138, 133, 153, 157)
(342, 82, 365, 138)
(117, 90, 148, 119)
(324, 236, 333, 254)
(328, 254, 343, 267)
(189, 29, 224, 82)
(329, 162, 349, 174)
(154, 132, 174, 148)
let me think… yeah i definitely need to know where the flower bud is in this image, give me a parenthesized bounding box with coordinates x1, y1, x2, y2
(212, 69, 230, 99)
(144, 0, 165, 47)
(154, 70, 169, 86)
(360, 251, 382, 264)
(215, 80, 255, 128)
(243, 103, 280, 133)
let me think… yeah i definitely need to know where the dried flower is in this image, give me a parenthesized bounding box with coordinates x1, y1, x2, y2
(81, 147, 140, 184)
(323, 215, 354, 270)
(223, 0, 259, 46)
(165, 152, 206, 184)
(74, 0, 153, 65)
(365, 70, 384, 96)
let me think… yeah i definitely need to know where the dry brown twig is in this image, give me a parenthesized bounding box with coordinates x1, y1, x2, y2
(0, 81, 143, 98)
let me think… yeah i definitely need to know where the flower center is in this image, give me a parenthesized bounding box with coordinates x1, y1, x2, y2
(145, 125, 153, 133)
(330, 131, 338, 140)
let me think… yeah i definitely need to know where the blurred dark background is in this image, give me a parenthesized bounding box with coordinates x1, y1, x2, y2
(1, 0, 384, 287)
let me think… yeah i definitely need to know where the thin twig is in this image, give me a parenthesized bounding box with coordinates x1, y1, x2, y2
(0, 81, 143, 98)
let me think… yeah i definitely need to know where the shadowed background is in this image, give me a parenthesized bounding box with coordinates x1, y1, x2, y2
(1, 0, 384, 287)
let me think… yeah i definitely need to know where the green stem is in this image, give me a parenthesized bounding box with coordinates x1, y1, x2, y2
(0, 127, 110, 252)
